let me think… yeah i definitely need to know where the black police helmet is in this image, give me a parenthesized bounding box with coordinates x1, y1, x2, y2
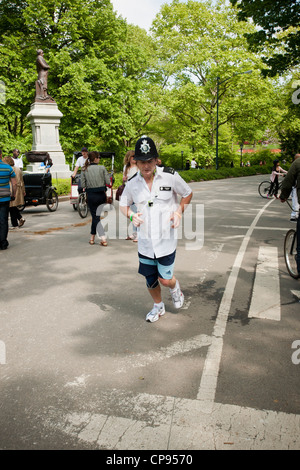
(134, 136, 159, 161)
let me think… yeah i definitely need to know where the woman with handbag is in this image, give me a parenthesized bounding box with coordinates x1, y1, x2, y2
(122, 150, 138, 242)
(3, 157, 26, 229)
(80, 151, 111, 246)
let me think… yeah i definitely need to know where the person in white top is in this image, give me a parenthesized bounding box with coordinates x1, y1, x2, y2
(12, 149, 23, 169)
(120, 136, 193, 323)
(72, 147, 89, 178)
(190, 157, 198, 169)
(268, 159, 287, 198)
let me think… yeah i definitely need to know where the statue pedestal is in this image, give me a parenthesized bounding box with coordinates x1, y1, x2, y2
(26, 102, 71, 178)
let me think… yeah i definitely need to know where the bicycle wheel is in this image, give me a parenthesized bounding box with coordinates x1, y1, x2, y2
(258, 181, 271, 198)
(78, 193, 88, 218)
(46, 188, 58, 212)
(284, 229, 299, 279)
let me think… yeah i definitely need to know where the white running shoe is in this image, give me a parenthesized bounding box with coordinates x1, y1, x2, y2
(146, 304, 165, 323)
(170, 282, 184, 309)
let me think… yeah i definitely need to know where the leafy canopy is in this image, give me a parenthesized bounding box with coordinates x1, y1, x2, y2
(231, 0, 300, 76)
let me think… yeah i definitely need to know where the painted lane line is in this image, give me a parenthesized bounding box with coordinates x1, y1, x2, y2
(248, 246, 281, 321)
(291, 290, 300, 301)
(220, 225, 287, 231)
(115, 334, 212, 373)
(51, 392, 300, 450)
(197, 199, 274, 412)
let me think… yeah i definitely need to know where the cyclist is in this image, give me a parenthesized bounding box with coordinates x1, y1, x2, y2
(268, 159, 287, 199)
(280, 153, 300, 277)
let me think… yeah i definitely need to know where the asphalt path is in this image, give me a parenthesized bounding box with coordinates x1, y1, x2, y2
(0, 174, 299, 452)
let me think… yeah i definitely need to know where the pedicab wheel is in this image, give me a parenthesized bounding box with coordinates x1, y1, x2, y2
(18, 204, 25, 212)
(72, 203, 78, 210)
(258, 181, 271, 198)
(46, 188, 59, 212)
(78, 192, 88, 218)
(284, 229, 299, 279)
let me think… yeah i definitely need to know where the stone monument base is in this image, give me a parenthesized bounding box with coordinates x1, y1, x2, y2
(26, 102, 71, 178)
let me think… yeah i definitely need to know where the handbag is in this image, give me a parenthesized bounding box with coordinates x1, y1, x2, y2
(116, 183, 125, 201)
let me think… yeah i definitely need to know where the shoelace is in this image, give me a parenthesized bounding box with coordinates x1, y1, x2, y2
(172, 289, 181, 301)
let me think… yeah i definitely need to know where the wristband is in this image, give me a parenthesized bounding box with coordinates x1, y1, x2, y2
(130, 212, 134, 221)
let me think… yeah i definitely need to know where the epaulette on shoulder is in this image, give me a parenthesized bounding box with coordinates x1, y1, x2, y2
(128, 172, 138, 181)
(163, 166, 175, 175)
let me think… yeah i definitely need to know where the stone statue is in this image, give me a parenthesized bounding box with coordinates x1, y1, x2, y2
(35, 49, 55, 102)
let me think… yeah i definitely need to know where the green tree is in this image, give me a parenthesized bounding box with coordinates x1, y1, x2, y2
(0, 0, 159, 165)
(276, 74, 300, 160)
(230, 0, 300, 76)
(151, 0, 278, 167)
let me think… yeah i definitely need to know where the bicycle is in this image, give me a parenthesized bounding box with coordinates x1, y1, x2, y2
(283, 200, 299, 279)
(77, 191, 88, 218)
(258, 178, 286, 199)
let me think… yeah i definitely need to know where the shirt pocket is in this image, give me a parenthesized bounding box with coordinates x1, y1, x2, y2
(157, 187, 173, 201)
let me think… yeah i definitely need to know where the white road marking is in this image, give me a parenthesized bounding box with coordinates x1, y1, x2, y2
(291, 290, 300, 300)
(115, 334, 212, 373)
(65, 374, 90, 387)
(50, 391, 300, 450)
(220, 225, 287, 231)
(248, 246, 281, 321)
(197, 200, 274, 411)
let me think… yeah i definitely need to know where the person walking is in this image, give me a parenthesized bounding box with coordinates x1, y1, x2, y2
(80, 151, 111, 246)
(268, 159, 287, 198)
(122, 150, 138, 242)
(119, 136, 193, 323)
(0, 150, 17, 250)
(12, 149, 23, 170)
(280, 153, 300, 277)
(3, 157, 25, 229)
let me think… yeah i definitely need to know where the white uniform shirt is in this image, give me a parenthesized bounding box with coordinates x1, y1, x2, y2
(120, 166, 192, 258)
(75, 156, 88, 169)
(13, 158, 23, 169)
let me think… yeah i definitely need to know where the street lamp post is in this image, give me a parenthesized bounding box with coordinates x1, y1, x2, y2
(215, 70, 252, 170)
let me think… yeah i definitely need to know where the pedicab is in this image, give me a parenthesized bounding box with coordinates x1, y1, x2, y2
(20, 151, 58, 212)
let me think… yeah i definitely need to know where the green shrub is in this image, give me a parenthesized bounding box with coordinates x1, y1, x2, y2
(54, 164, 290, 196)
(54, 179, 71, 196)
